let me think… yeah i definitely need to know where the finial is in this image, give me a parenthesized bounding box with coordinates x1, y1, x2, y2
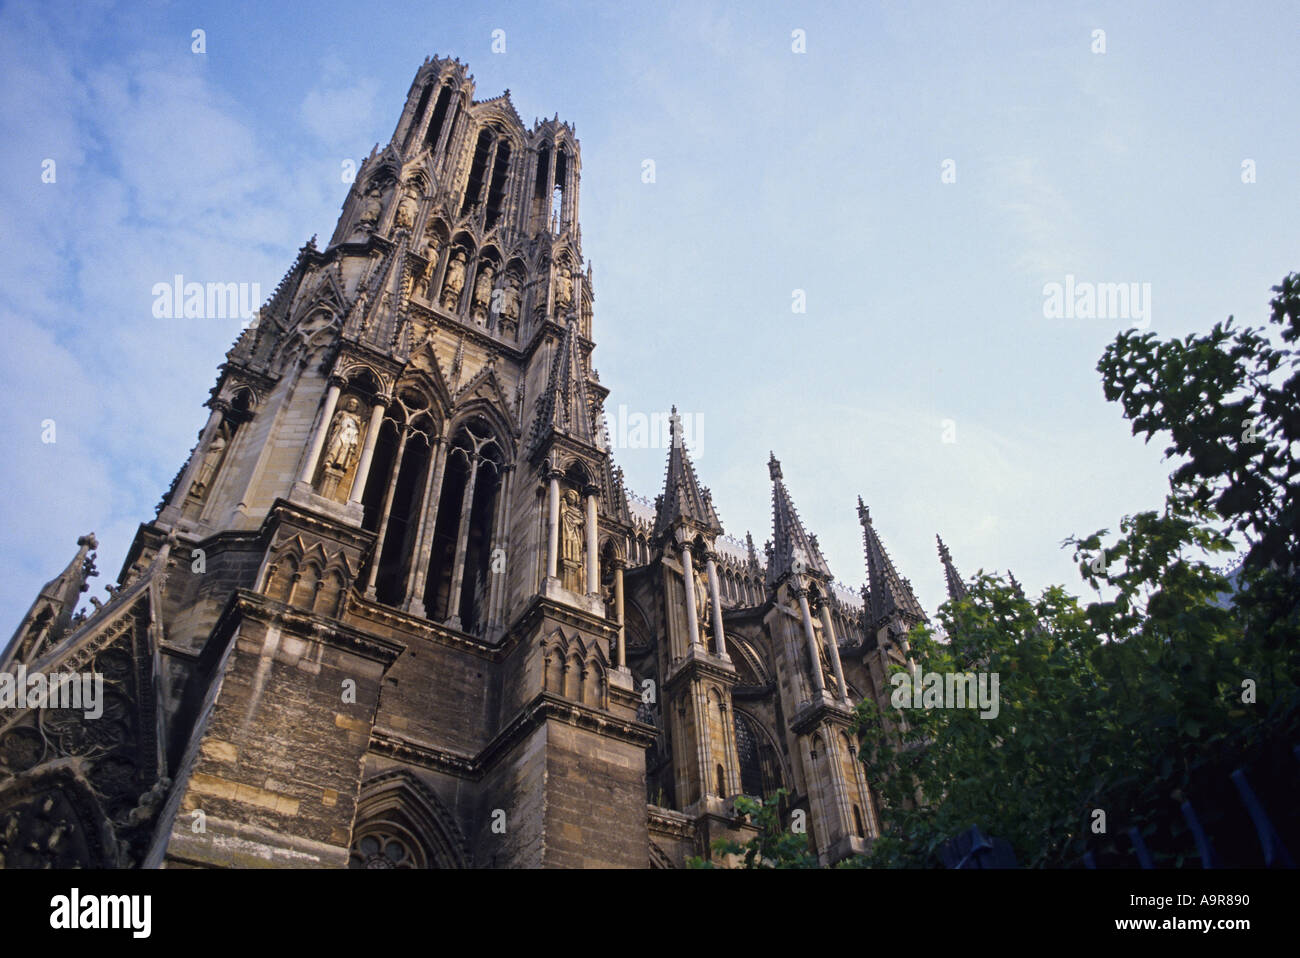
(857, 496, 871, 525)
(767, 452, 782, 481)
(936, 534, 951, 561)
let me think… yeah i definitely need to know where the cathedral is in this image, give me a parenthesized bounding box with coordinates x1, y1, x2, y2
(0, 56, 964, 869)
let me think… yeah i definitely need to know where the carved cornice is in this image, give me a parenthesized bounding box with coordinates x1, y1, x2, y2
(647, 805, 696, 841)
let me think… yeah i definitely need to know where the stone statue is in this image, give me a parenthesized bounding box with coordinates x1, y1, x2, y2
(192, 429, 227, 495)
(324, 397, 363, 472)
(560, 488, 585, 592)
(414, 235, 441, 299)
(357, 186, 383, 231)
(441, 250, 467, 310)
(553, 263, 573, 313)
(394, 186, 419, 231)
(498, 274, 520, 324)
(471, 263, 495, 325)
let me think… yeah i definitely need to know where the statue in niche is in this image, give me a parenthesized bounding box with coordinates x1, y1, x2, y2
(357, 185, 383, 232)
(413, 234, 441, 299)
(441, 250, 467, 310)
(190, 426, 229, 498)
(471, 263, 495, 325)
(559, 488, 585, 592)
(497, 274, 520, 325)
(394, 185, 419, 231)
(553, 263, 573, 314)
(323, 396, 363, 473)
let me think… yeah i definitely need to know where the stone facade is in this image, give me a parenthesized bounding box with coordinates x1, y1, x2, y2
(0, 55, 958, 869)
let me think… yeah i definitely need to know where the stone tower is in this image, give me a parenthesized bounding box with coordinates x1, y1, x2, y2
(1, 55, 937, 869)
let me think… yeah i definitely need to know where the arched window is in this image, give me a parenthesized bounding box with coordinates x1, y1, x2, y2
(423, 84, 453, 152)
(419, 420, 504, 634)
(485, 141, 511, 228)
(461, 129, 494, 214)
(852, 804, 866, 839)
(715, 764, 726, 798)
(733, 710, 782, 801)
(349, 827, 423, 869)
(403, 84, 432, 152)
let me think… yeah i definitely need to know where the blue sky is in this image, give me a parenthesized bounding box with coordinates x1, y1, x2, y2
(1, 0, 1295, 626)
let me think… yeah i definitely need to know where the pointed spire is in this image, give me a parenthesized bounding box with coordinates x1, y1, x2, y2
(653, 405, 722, 539)
(351, 234, 411, 350)
(4, 534, 99, 667)
(767, 453, 832, 587)
(858, 497, 926, 631)
(527, 318, 598, 456)
(937, 535, 968, 602)
(745, 531, 759, 569)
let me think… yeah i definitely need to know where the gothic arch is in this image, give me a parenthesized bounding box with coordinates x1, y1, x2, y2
(728, 636, 771, 686)
(448, 401, 515, 460)
(350, 771, 469, 869)
(733, 708, 787, 803)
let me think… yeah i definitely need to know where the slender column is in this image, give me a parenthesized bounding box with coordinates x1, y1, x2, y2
(403, 437, 448, 614)
(299, 379, 342, 484)
(681, 544, 701, 648)
(364, 429, 409, 598)
(819, 601, 850, 704)
(348, 399, 388, 503)
(796, 588, 826, 694)
(613, 559, 626, 668)
(486, 466, 513, 629)
(584, 490, 600, 595)
(704, 553, 727, 657)
(444, 453, 481, 629)
(545, 471, 560, 580)
(165, 405, 225, 515)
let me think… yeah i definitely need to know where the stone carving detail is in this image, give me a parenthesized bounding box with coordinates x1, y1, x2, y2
(357, 185, 384, 232)
(470, 263, 495, 326)
(349, 828, 422, 868)
(189, 424, 230, 501)
(413, 234, 441, 299)
(0, 726, 44, 774)
(324, 397, 363, 473)
(441, 250, 467, 310)
(0, 782, 105, 869)
(559, 488, 585, 593)
(41, 688, 131, 758)
(553, 263, 573, 314)
(318, 396, 365, 500)
(393, 184, 419, 231)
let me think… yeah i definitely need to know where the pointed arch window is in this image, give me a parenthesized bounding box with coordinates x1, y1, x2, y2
(423, 84, 453, 152)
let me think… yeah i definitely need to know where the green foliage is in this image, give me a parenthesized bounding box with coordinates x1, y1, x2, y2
(686, 789, 819, 868)
(854, 273, 1300, 868)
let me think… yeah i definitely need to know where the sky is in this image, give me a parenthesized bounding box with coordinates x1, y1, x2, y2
(0, 0, 1295, 628)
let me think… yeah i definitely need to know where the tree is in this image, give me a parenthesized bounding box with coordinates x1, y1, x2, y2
(854, 273, 1300, 867)
(687, 790, 819, 868)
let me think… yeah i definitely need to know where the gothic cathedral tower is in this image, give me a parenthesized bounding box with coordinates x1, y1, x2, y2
(2, 55, 937, 870)
(2, 56, 654, 868)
